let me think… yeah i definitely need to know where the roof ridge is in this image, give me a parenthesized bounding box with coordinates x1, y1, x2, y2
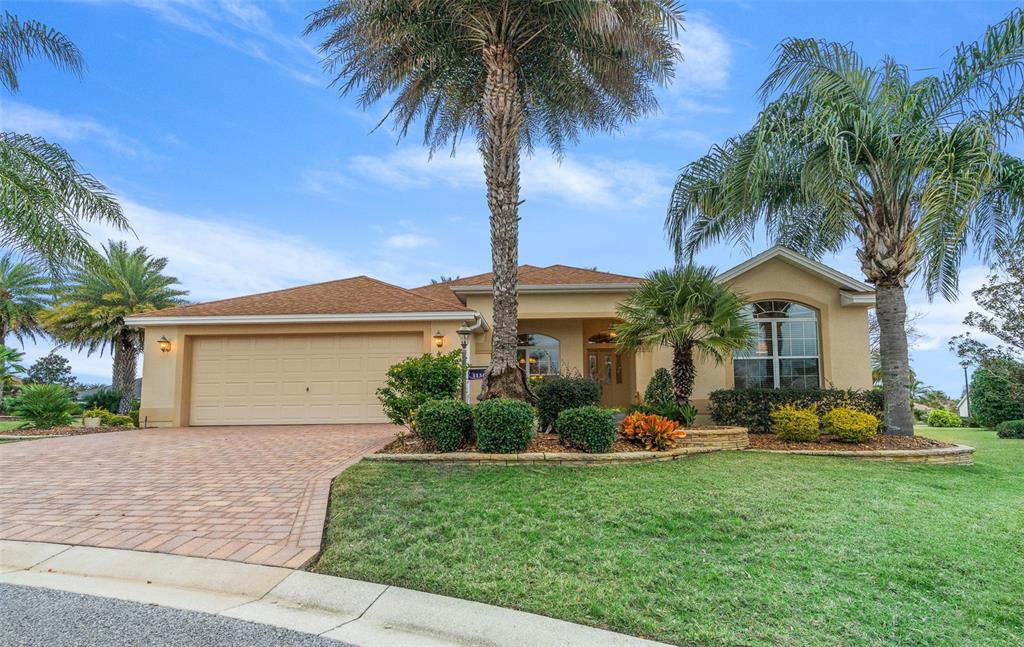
(364, 275, 474, 312)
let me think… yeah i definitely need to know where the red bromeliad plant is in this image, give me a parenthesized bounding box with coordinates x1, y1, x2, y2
(621, 412, 686, 451)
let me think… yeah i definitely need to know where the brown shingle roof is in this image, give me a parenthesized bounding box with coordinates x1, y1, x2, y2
(137, 276, 472, 318)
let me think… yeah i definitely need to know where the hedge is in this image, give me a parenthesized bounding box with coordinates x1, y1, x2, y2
(709, 388, 883, 433)
(416, 399, 474, 452)
(969, 364, 1024, 429)
(555, 406, 616, 453)
(474, 398, 535, 453)
(995, 419, 1024, 439)
(926, 409, 961, 428)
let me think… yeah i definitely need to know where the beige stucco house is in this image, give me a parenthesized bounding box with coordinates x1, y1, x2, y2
(127, 246, 875, 427)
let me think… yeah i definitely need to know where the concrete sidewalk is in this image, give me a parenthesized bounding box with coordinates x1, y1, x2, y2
(0, 540, 668, 647)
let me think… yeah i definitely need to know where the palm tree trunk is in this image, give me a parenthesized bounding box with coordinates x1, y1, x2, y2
(478, 42, 531, 402)
(111, 331, 138, 414)
(671, 342, 695, 405)
(875, 283, 915, 436)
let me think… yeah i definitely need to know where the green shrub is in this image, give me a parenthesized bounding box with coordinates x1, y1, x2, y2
(770, 405, 819, 441)
(474, 398, 535, 453)
(11, 384, 78, 429)
(996, 419, 1024, 439)
(822, 407, 878, 442)
(81, 388, 122, 412)
(555, 406, 617, 453)
(709, 388, 883, 433)
(83, 408, 108, 419)
(970, 362, 1024, 428)
(129, 409, 140, 427)
(643, 368, 674, 407)
(376, 351, 462, 428)
(101, 413, 135, 427)
(926, 409, 962, 428)
(416, 399, 474, 452)
(535, 376, 600, 429)
(636, 401, 698, 426)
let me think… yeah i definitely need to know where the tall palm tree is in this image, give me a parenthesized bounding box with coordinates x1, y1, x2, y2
(45, 241, 187, 413)
(0, 255, 50, 346)
(614, 265, 755, 405)
(666, 11, 1024, 435)
(1, 11, 128, 268)
(306, 0, 681, 400)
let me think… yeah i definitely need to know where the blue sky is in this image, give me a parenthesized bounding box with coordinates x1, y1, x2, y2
(5, 0, 1020, 397)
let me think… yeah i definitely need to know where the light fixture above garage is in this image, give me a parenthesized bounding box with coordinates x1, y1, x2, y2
(433, 331, 445, 348)
(157, 336, 172, 353)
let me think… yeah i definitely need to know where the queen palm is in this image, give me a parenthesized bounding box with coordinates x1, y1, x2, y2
(306, 0, 681, 400)
(614, 265, 755, 405)
(0, 255, 50, 346)
(1, 11, 128, 268)
(45, 241, 187, 413)
(667, 11, 1024, 435)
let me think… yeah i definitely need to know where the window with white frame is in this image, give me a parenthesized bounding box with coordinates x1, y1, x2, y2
(517, 333, 560, 378)
(733, 300, 821, 389)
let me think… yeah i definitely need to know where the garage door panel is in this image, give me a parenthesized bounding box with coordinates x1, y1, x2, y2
(189, 333, 421, 425)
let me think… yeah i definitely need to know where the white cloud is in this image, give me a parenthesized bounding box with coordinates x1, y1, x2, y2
(384, 233, 435, 250)
(2, 102, 142, 156)
(906, 265, 994, 351)
(343, 146, 671, 210)
(672, 14, 732, 94)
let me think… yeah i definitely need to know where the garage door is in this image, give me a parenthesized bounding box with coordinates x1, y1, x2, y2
(189, 333, 422, 425)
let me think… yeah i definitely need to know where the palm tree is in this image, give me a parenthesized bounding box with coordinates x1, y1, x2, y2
(0, 344, 27, 403)
(0, 255, 50, 346)
(1, 11, 128, 268)
(666, 11, 1024, 435)
(45, 241, 187, 413)
(306, 0, 681, 400)
(613, 265, 755, 405)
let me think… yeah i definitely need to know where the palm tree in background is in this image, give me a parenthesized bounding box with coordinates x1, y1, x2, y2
(614, 265, 755, 405)
(45, 241, 187, 413)
(0, 11, 128, 268)
(0, 255, 50, 346)
(306, 0, 682, 400)
(667, 11, 1024, 435)
(0, 345, 27, 402)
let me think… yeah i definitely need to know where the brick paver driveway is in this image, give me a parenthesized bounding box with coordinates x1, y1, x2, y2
(0, 425, 396, 568)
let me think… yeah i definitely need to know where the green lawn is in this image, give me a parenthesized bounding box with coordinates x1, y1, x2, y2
(0, 420, 27, 432)
(314, 427, 1023, 646)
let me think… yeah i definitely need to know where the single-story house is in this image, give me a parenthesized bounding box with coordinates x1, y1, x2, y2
(127, 246, 875, 427)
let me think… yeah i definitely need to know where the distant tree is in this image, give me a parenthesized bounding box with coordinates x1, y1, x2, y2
(0, 11, 128, 268)
(0, 255, 50, 345)
(430, 275, 461, 285)
(25, 351, 76, 391)
(45, 241, 187, 413)
(950, 243, 1024, 366)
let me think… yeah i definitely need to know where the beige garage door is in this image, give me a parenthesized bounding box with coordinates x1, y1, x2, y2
(189, 333, 422, 425)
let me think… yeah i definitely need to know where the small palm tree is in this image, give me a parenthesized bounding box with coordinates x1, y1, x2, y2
(666, 11, 1024, 435)
(614, 265, 755, 405)
(0, 344, 27, 402)
(1, 11, 128, 268)
(0, 255, 50, 346)
(45, 241, 187, 413)
(306, 0, 681, 400)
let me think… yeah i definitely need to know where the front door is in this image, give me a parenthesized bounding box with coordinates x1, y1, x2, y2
(587, 349, 631, 408)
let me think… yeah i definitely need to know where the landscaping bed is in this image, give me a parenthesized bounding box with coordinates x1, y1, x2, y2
(379, 429, 733, 455)
(747, 432, 954, 451)
(0, 425, 131, 437)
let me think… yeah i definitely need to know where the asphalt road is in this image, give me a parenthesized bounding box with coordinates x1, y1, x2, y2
(0, 583, 351, 647)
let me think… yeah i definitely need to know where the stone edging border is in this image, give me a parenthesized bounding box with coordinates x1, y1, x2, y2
(365, 445, 721, 466)
(748, 443, 975, 465)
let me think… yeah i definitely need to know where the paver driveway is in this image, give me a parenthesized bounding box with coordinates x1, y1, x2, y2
(0, 425, 396, 568)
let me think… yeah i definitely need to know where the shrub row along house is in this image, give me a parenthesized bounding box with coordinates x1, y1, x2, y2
(127, 246, 874, 427)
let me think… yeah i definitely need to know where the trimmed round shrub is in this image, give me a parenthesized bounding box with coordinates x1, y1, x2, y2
(770, 405, 819, 441)
(643, 368, 674, 407)
(822, 407, 878, 443)
(10, 384, 78, 429)
(474, 398, 535, 453)
(101, 414, 135, 427)
(555, 406, 616, 453)
(416, 399, 473, 452)
(996, 419, 1024, 439)
(535, 377, 600, 430)
(927, 409, 962, 428)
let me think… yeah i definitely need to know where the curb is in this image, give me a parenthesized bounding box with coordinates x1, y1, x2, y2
(0, 540, 668, 647)
(747, 443, 975, 465)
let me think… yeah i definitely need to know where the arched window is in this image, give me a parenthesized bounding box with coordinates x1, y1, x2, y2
(733, 300, 820, 389)
(517, 333, 560, 378)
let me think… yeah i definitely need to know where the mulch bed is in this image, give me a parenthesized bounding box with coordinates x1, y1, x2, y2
(0, 426, 132, 437)
(747, 433, 954, 451)
(380, 432, 651, 454)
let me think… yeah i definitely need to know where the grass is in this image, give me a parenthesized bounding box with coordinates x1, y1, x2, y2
(314, 427, 1023, 646)
(0, 420, 27, 432)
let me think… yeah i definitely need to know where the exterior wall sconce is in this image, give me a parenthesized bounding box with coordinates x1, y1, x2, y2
(432, 331, 445, 349)
(157, 336, 172, 353)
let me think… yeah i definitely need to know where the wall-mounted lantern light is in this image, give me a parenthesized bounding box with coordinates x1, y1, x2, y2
(432, 331, 445, 349)
(157, 336, 172, 353)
